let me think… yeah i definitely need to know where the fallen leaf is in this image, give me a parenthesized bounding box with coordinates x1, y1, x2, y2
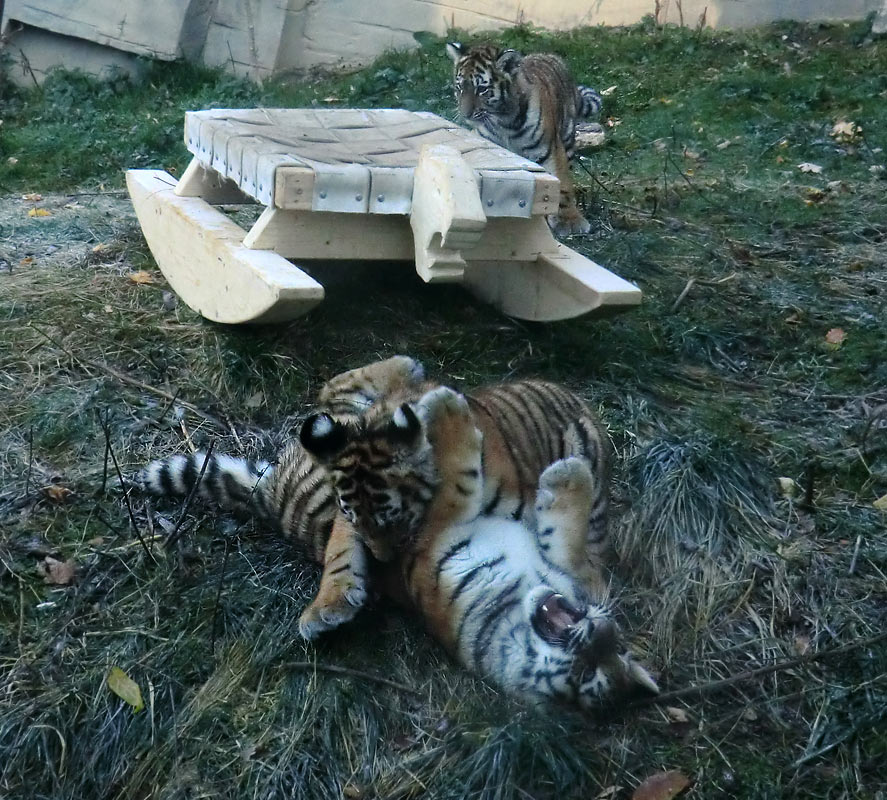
(107, 666, 144, 712)
(632, 770, 691, 800)
(784, 311, 802, 324)
(8, 157, 19, 165)
(595, 787, 619, 800)
(824, 327, 846, 348)
(805, 187, 827, 203)
(28, 208, 52, 217)
(874, 493, 887, 512)
(797, 162, 823, 174)
(778, 477, 800, 498)
(666, 706, 690, 723)
(870, 165, 886, 176)
(830, 120, 861, 142)
(716, 139, 732, 150)
(44, 484, 73, 503)
(606, 117, 622, 127)
(775, 155, 785, 163)
(19, 256, 34, 266)
(128, 270, 155, 285)
(742, 707, 759, 721)
(600, 85, 617, 96)
(245, 391, 264, 409)
(794, 634, 811, 655)
(343, 784, 363, 799)
(38, 556, 76, 585)
(22, 192, 43, 202)
(92, 242, 110, 254)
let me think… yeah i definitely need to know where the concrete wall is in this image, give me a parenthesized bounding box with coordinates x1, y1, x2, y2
(1, 0, 883, 85)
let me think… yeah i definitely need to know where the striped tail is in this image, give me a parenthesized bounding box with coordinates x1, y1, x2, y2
(140, 452, 274, 520)
(577, 85, 603, 118)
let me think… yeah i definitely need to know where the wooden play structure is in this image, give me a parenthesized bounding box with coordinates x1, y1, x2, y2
(127, 108, 641, 324)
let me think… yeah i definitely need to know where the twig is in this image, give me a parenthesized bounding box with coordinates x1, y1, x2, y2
(627, 631, 887, 709)
(165, 442, 215, 549)
(848, 535, 862, 576)
(671, 278, 696, 312)
(210, 536, 231, 654)
(279, 661, 423, 697)
(25, 426, 33, 498)
(99, 411, 156, 564)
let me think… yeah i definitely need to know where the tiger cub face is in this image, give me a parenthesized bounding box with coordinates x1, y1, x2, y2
(299, 402, 436, 562)
(446, 42, 521, 124)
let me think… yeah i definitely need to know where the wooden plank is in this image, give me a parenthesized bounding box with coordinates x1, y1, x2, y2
(242, 208, 414, 260)
(126, 169, 323, 324)
(174, 157, 254, 204)
(274, 165, 316, 210)
(530, 174, 560, 216)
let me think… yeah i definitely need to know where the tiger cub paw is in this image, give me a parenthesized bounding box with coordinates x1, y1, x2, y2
(298, 581, 369, 641)
(416, 387, 480, 451)
(547, 211, 592, 238)
(537, 457, 594, 509)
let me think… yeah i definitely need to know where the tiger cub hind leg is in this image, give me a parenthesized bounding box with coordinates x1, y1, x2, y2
(298, 514, 370, 640)
(535, 457, 607, 599)
(545, 139, 591, 238)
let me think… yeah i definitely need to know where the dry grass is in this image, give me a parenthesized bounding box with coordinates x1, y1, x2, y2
(2, 19, 887, 800)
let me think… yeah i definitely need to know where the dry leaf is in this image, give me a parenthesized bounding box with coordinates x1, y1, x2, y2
(600, 85, 617, 96)
(606, 117, 622, 127)
(343, 784, 363, 799)
(44, 484, 73, 503)
(92, 242, 110, 254)
(830, 120, 861, 142)
(107, 666, 144, 712)
(794, 635, 811, 655)
(784, 311, 802, 324)
(666, 706, 690, 723)
(805, 187, 827, 204)
(595, 788, 619, 800)
(128, 270, 155, 285)
(797, 162, 823, 174)
(873, 494, 887, 512)
(28, 208, 52, 217)
(22, 192, 43, 202)
(778, 477, 800, 498)
(716, 139, 732, 150)
(870, 165, 886, 176)
(825, 327, 846, 348)
(632, 770, 691, 800)
(19, 257, 34, 266)
(8, 157, 19, 165)
(245, 391, 265, 409)
(38, 556, 76, 585)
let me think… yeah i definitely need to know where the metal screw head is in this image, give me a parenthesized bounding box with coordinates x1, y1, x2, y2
(486, 199, 494, 207)
(355, 194, 362, 201)
(518, 199, 527, 207)
(543, 195, 550, 202)
(377, 194, 385, 202)
(319, 190, 327, 199)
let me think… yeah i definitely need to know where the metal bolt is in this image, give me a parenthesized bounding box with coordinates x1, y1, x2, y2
(259, 184, 263, 191)
(295, 188, 303, 195)
(487, 199, 494, 207)
(543, 195, 550, 201)
(355, 194, 362, 201)
(377, 194, 385, 202)
(319, 191, 327, 199)
(518, 199, 526, 207)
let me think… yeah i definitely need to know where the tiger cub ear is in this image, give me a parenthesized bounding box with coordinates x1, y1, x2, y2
(299, 413, 348, 460)
(496, 48, 523, 74)
(446, 41, 464, 62)
(387, 403, 422, 445)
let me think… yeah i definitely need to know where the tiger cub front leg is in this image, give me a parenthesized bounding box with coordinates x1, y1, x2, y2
(415, 387, 484, 542)
(534, 457, 607, 599)
(298, 512, 370, 640)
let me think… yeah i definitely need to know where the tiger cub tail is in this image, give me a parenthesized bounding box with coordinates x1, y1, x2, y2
(576, 85, 603, 118)
(140, 452, 275, 521)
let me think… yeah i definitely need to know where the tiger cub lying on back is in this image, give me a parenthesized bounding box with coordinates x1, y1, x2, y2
(400, 386, 658, 706)
(447, 42, 602, 237)
(144, 356, 613, 643)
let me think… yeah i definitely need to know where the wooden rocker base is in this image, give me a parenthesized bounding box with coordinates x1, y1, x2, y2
(126, 170, 323, 324)
(126, 109, 641, 324)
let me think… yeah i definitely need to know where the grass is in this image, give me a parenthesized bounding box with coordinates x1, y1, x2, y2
(2, 16, 887, 800)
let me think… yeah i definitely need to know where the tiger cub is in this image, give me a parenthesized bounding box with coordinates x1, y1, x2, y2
(141, 356, 611, 641)
(446, 42, 602, 237)
(400, 386, 657, 707)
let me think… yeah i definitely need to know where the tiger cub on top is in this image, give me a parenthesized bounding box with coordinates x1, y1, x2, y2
(447, 42, 602, 237)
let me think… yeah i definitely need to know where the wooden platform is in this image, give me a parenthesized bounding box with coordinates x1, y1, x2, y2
(127, 108, 641, 324)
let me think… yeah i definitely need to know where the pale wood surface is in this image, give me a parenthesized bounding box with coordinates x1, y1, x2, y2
(127, 170, 323, 324)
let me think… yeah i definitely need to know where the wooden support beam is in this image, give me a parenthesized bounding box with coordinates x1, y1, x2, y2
(127, 169, 324, 324)
(174, 157, 254, 204)
(409, 144, 486, 283)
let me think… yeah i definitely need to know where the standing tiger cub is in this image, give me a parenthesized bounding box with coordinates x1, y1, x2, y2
(447, 42, 602, 237)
